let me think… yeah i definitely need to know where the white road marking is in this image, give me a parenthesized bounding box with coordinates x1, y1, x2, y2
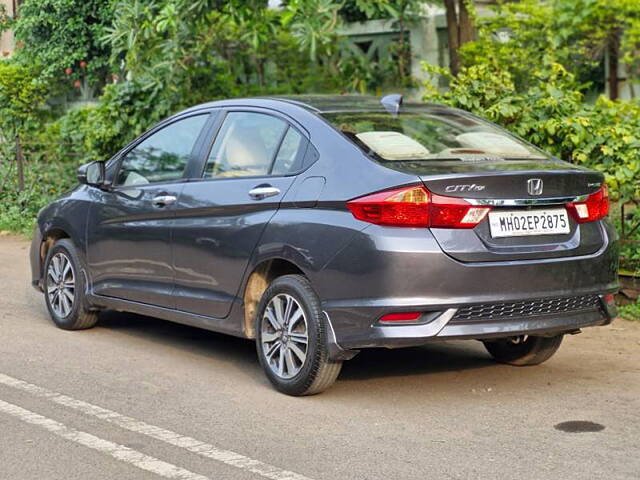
(0, 373, 313, 480)
(0, 398, 211, 480)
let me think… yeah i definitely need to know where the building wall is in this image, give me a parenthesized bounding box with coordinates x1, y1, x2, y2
(1, 0, 15, 57)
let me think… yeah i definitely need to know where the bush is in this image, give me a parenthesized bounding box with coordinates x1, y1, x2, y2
(46, 79, 181, 164)
(0, 149, 78, 235)
(618, 300, 640, 321)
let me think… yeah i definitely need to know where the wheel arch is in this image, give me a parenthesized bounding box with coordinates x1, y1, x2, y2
(38, 226, 71, 281)
(242, 257, 306, 339)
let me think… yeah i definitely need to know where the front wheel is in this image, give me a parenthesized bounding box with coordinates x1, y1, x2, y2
(255, 275, 342, 396)
(482, 334, 563, 366)
(43, 239, 98, 330)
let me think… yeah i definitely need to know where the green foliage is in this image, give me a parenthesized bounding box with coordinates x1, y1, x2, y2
(0, 62, 63, 234)
(48, 79, 181, 162)
(460, 0, 640, 93)
(104, 0, 344, 97)
(284, 0, 342, 63)
(12, 0, 115, 92)
(618, 300, 640, 321)
(615, 203, 640, 273)
(0, 153, 77, 235)
(341, 0, 423, 23)
(0, 61, 48, 137)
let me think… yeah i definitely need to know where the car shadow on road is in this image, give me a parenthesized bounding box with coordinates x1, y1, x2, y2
(96, 310, 496, 384)
(96, 310, 259, 364)
(339, 341, 495, 382)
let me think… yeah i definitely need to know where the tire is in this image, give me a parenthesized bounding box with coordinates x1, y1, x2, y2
(482, 334, 563, 366)
(255, 274, 342, 396)
(43, 238, 98, 330)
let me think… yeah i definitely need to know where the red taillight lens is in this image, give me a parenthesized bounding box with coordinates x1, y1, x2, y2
(566, 185, 609, 224)
(379, 312, 422, 323)
(346, 185, 491, 228)
(346, 185, 430, 227)
(429, 193, 491, 228)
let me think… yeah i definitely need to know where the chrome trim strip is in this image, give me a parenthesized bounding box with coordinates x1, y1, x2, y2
(466, 194, 589, 206)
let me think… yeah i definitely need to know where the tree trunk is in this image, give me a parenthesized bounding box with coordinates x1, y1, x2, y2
(458, 0, 474, 45)
(256, 58, 265, 87)
(398, 17, 407, 81)
(608, 33, 620, 100)
(15, 135, 24, 192)
(443, 0, 460, 76)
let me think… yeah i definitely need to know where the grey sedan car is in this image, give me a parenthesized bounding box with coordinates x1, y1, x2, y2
(30, 95, 618, 395)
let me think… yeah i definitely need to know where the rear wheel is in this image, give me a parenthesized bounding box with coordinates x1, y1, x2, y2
(482, 334, 563, 366)
(44, 239, 98, 330)
(255, 275, 342, 396)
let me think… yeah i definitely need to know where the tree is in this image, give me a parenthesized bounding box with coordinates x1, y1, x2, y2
(12, 0, 115, 95)
(458, 0, 640, 100)
(0, 61, 47, 191)
(442, 0, 475, 76)
(551, 0, 640, 100)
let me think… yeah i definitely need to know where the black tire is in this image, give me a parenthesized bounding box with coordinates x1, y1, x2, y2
(255, 274, 342, 396)
(43, 238, 98, 330)
(483, 334, 563, 366)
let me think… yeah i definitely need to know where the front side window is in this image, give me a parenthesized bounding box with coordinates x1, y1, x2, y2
(204, 112, 288, 178)
(116, 115, 208, 186)
(322, 110, 549, 162)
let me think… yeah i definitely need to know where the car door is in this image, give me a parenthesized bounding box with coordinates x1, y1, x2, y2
(172, 109, 309, 318)
(87, 113, 211, 308)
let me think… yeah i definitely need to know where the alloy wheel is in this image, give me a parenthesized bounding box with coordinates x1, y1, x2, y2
(47, 252, 75, 318)
(261, 294, 309, 379)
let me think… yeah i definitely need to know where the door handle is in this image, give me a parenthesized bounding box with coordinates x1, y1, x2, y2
(152, 195, 177, 207)
(248, 186, 281, 200)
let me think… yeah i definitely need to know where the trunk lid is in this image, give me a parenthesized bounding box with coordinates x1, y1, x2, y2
(415, 162, 606, 262)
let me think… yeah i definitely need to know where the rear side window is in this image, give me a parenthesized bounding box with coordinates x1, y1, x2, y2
(116, 115, 208, 186)
(204, 112, 287, 178)
(272, 127, 304, 175)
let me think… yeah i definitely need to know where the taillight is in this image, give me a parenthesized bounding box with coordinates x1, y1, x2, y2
(566, 185, 609, 223)
(346, 185, 491, 228)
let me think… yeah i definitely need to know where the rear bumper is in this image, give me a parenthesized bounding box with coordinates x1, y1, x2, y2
(325, 294, 615, 351)
(317, 220, 619, 352)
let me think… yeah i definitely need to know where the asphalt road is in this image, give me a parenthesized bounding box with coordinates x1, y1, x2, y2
(1, 235, 639, 480)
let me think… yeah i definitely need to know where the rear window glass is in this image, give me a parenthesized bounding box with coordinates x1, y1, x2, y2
(322, 110, 549, 162)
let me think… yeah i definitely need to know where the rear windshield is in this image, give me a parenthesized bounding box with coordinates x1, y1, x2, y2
(322, 110, 549, 162)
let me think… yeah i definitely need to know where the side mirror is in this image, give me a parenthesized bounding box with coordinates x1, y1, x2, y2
(77, 161, 106, 188)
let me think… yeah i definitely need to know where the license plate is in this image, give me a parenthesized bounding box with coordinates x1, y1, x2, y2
(488, 209, 570, 238)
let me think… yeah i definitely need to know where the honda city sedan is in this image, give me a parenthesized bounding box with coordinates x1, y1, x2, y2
(30, 95, 619, 395)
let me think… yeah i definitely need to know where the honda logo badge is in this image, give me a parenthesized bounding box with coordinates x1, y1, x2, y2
(527, 178, 543, 196)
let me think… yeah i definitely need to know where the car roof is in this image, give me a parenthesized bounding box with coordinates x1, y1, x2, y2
(182, 94, 452, 116)
(264, 95, 392, 113)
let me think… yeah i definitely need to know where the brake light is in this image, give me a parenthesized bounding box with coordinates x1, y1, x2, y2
(566, 185, 609, 223)
(346, 185, 491, 228)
